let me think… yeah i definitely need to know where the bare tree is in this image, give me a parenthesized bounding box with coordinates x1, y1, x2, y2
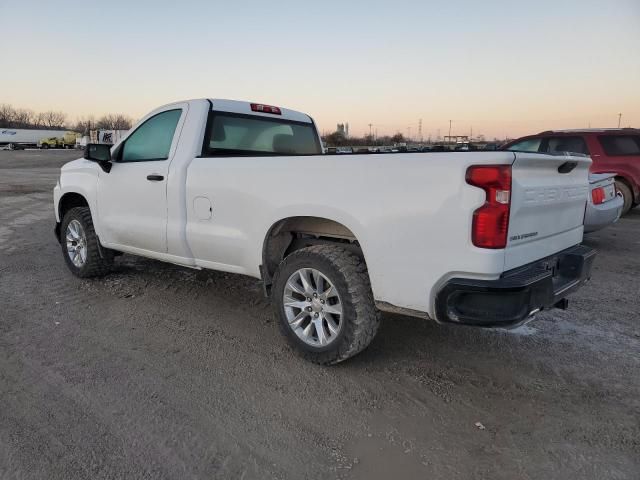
(12, 109, 35, 128)
(323, 131, 347, 147)
(40, 111, 67, 129)
(33, 112, 46, 128)
(72, 116, 96, 134)
(96, 114, 132, 130)
(0, 104, 15, 127)
(1, 105, 132, 131)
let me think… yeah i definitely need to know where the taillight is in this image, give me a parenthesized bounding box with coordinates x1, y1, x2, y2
(250, 103, 282, 115)
(591, 187, 605, 205)
(466, 165, 512, 249)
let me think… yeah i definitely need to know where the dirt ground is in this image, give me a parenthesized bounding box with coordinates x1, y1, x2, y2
(0, 150, 638, 480)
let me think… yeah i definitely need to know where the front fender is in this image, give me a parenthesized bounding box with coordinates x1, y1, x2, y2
(55, 160, 100, 233)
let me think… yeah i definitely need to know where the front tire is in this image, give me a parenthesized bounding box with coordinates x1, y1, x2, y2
(272, 245, 381, 365)
(60, 207, 112, 278)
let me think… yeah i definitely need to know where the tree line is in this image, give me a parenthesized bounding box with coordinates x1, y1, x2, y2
(0, 104, 133, 132)
(323, 130, 406, 147)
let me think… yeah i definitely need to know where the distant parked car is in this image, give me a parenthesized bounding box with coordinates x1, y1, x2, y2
(502, 129, 640, 215)
(430, 145, 447, 152)
(585, 173, 623, 233)
(483, 143, 500, 151)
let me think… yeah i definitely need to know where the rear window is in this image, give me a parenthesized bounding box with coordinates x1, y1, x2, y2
(202, 112, 321, 156)
(505, 138, 541, 152)
(543, 136, 589, 155)
(598, 135, 640, 156)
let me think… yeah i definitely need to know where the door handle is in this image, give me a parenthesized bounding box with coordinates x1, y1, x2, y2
(146, 174, 164, 181)
(557, 161, 577, 174)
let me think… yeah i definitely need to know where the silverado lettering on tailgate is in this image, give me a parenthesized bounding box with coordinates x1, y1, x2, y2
(523, 186, 588, 204)
(510, 231, 539, 242)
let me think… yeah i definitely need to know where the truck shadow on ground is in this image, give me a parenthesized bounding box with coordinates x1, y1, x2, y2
(102, 253, 563, 376)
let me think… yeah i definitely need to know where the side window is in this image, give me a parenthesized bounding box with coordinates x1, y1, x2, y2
(120, 109, 182, 162)
(598, 135, 640, 156)
(544, 136, 589, 155)
(506, 138, 542, 152)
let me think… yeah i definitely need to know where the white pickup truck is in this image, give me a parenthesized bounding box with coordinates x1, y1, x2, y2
(54, 99, 596, 364)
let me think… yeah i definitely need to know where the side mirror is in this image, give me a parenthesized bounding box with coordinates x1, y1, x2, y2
(84, 144, 112, 172)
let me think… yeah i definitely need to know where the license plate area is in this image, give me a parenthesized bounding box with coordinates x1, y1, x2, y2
(603, 183, 616, 201)
(541, 256, 560, 278)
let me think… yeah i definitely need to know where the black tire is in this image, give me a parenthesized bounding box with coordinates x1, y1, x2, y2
(616, 180, 633, 216)
(60, 207, 113, 278)
(272, 245, 381, 365)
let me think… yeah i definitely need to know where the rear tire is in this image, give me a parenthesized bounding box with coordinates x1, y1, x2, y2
(616, 180, 633, 215)
(272, 245, 381, 365)
(60, 207, 113, 278)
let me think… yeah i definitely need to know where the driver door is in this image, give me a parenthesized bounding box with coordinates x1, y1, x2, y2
(97, 107, 185, 254)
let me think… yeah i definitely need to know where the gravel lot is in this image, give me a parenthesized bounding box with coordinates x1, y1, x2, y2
(1, 150, 638, 480)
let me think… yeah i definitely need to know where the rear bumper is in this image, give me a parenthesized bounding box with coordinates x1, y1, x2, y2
(584, 193, 623, 233)
(435, 244, 596, 328)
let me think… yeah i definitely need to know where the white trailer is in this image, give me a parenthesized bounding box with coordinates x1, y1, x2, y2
(0, 128, 68, 147)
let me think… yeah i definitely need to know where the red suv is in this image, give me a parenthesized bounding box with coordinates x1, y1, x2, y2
(502, 129, 640, 214)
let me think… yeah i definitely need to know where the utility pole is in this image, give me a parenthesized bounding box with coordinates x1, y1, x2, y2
(448, 120, 452, 145)
(368, 123, 373, 139)
(418, 118, 423, 143)
(618, 113, 622, 128)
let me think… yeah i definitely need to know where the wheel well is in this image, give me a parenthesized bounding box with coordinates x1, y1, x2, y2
(58, 193, 89, 221)
(261, 216, 362, 286)
(615, 176, 637, 202)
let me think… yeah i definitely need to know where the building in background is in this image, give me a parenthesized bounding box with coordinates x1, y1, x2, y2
(336, 123, 349, 138)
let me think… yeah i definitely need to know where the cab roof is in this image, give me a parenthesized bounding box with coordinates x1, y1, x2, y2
(537, 128, 640, 135)
(208, 99, 313, 123)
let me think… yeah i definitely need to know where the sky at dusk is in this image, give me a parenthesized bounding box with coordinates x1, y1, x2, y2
(2, 0, 639, 139)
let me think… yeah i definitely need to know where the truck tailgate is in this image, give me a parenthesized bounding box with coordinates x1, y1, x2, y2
(505, 152, 591, 270)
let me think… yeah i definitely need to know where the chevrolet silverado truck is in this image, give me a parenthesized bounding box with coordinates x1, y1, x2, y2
(53, 99, 596, 364)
